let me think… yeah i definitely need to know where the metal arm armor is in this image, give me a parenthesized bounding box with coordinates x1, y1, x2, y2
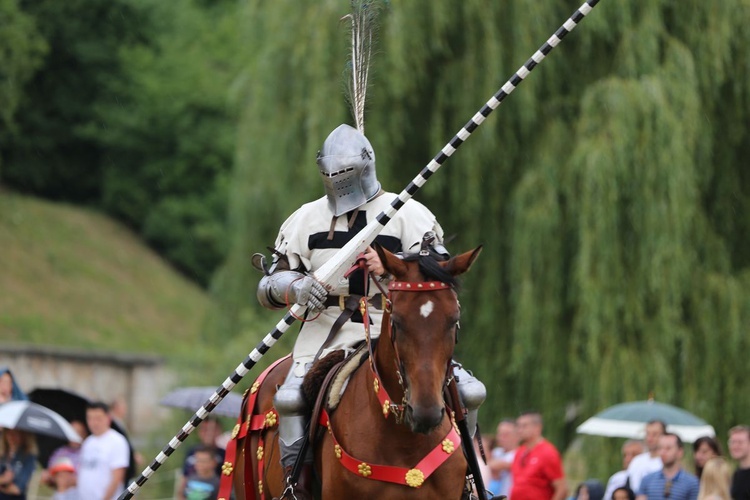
(256, 270, 307, 310)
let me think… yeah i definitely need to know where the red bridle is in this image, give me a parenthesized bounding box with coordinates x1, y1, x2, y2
(364, 279, 458, 424)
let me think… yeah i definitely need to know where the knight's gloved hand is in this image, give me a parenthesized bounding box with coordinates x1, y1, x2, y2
(289, 276, 328, 313)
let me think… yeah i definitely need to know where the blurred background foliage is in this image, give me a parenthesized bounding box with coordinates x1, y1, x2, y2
(2, 0, 749, 482)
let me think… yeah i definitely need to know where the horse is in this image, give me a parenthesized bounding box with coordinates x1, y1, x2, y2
(225, 243, 482, 499)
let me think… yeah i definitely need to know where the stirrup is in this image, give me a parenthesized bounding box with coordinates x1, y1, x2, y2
(280, 482, 300, 500)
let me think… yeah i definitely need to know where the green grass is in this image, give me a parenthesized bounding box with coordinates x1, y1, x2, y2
(0, 188, 289, 498)
(0, 188, 212, 356)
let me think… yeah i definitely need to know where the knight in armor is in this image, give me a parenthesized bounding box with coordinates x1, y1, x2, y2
(256, 124, 486, 499)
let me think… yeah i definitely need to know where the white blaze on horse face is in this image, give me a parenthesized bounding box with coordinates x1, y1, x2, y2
(419, 300, 434, 319)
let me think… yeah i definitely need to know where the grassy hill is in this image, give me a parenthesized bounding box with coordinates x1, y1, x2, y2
(0, 188, 212, 356)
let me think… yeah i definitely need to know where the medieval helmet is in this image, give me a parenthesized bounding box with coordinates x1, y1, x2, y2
(317, 124, 381, 216)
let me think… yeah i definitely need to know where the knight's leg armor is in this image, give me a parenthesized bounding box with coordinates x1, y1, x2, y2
(274, 362, 312, 468)
(453, 363, 486, 439)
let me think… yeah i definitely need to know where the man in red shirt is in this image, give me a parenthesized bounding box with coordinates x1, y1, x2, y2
(510, 411, 568, 500)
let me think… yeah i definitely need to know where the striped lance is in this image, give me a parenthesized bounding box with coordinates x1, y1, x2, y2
(119, 0, 601, 497)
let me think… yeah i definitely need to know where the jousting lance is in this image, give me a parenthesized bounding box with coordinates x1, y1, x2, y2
(120, 0, 601, 497)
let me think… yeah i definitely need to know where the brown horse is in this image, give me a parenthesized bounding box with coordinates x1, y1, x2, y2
(228, 244, 482, 499)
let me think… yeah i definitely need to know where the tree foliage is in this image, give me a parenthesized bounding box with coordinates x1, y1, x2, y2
(90, 0, 242, 284)
(1, 0, 151, 201)
(0, 0, 47, 168)
(216, 0, 750, 475)
(0, 0, 241, 285)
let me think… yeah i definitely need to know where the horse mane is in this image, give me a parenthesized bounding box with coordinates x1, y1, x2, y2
(302, 350, 347, 406)
(400, 250, 460, 289)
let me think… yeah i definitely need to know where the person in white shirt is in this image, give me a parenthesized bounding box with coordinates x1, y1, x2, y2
(488, 419, 520, 498)
(626, 420, 666, 494)
(604, 439, 644, 500)
(77, 402, 131, 500)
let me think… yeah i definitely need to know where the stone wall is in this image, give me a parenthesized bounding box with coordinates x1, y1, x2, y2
(0, 343, 175, 439)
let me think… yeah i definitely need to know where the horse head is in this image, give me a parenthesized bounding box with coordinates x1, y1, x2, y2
(373, 242, 482, 434)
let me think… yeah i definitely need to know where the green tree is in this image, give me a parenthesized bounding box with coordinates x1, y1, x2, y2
(90, 0, 243, 284)
(0, 0, 47, 169)
(216, 0, 749, 476)
(1, 0, 150, 201)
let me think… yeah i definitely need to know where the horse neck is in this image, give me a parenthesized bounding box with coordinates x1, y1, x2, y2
(373, 310, 405, 402)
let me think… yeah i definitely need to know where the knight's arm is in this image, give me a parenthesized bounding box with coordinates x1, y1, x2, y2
(256, 254, 328, 312)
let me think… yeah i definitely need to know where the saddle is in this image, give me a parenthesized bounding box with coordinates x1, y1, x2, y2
(302, 343, 369, 444)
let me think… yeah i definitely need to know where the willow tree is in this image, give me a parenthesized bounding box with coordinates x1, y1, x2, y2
(213, 0, 750, 473)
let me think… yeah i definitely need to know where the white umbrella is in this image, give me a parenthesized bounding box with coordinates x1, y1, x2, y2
(0, 401, 82, 443)
(576, 400, 715, 443)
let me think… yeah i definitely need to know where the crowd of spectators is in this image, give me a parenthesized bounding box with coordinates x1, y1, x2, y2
(484, 416, 750, 500)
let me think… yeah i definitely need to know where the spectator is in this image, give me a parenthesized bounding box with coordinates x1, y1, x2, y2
(573, 479, 605, 500)
(693, 436, 722, 479)
(107, 399, 141, 477)
(627, 420, 666, 493)
(77, 402, 130, 500)
(604, 439, 644, 500)
(108, 397, 128, 432)
(0, 368, 26, 403)
(697, 457, 731, 500)
(177, 445, 220, 500)
(488, 419, 519, 498)
(728, 425, 750, 500)
(510, 411, 567, 500)
(612, 486, 636, 500)
(636, 432, 699, 500)
(0, 429, 37, 500)
(49, 457, 79, 500)
(178, 418, 225, 497)
(42, 420, 88, 489)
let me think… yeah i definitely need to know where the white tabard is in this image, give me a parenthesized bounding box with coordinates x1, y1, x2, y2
(273, 192, 443, 364)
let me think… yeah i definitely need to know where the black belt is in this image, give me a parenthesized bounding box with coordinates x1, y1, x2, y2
(323, 293, 386, 311)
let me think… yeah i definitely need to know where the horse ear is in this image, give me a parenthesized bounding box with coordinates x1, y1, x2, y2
(373, 242, 408, 278)
(441, 245, 483, 276)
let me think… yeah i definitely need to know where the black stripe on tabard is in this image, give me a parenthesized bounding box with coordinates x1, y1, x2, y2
(450, 136, 464, 149)
(510, 73, 523, 86)
(376, 213, 390, 225)
(392, 197, 405, 210)
(405, 182, 419, 195)
(435, 152, 448, 164)
(495, 89, 507, 102)
(572, 10, 584, 23)
(525, 57, 537, 71)
(480, 104, 492, 117)
(465, 120, 478, 133)
(540, 42, 553, 55)
(308, 217, 401, 253)
(555, 26, 569, 40)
